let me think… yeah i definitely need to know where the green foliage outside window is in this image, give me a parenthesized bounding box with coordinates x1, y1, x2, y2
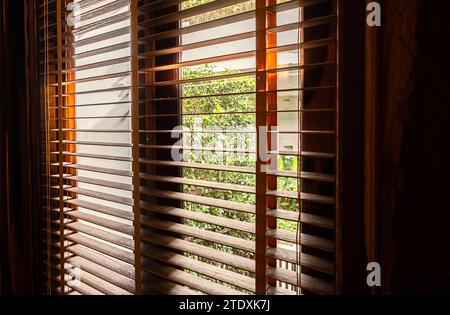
(181, 65, 299, 256)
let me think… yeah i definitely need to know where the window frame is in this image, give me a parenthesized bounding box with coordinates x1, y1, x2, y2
(36, 1, 366, 298)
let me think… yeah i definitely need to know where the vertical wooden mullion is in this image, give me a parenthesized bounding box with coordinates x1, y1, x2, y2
(56, 0, 65, 294)
(256, 0, 278, 295)
(266, 0, 278, 291)
(255, 0, 268, 295)
(65, 0, 77, 214)
(131, 0, 142, 295)
(297, 3, 305, 295)
(43, 0, 55, 294)
(335, 0, 342, 294)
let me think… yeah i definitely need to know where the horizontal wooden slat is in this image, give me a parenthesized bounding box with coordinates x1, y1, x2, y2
(146, 70, 256, 87)
(299, 130, 336, 135)
(267, 38, 335, 55)
(267, 14, 335, 34)
(67, 279, 105, 295)
(140, 159, 254, 174)
(140, 110, 254, 117)
(61, 86, 132, 97)
(141, 31, 255, 58)
(302, 171, 335, 182)
(74, 0, 131, 23)
(267, 229, 334, 253)
(61, 114, 131, 119)
(142, 273, 201, 295)
(268, 150, 336, 158)
(60, 164, 132, 177)
(66, 211, 134, 235)
(60, 56, 130, 73)
(64, 175, 133, 191)
(66, 199, 133, 221)
(67, 243, 135, 279)
(139, 129, 256, 134)
(66, 233, 134, 264)
(142, 50, 254, 72)
(141, 173, 254, 194)
(53, 151, 132, 162)
(54, 70, 131, 86)
(139, 90, 255, 102)
(66, 255, 134, 293)
(52, 129, 131, 133)
(40, 0, 128, 20)
(38, 0, 57, 9)
(267, 0, 328, 13)
(55, 100, 131, 108)
(267, 190, 335, 205)
(267, 267, 334, 295)
(42, 195, 72, 202)
(141, 202, 254, 234)
(39, 0, 99, 18)
(142, 259, 245, 295)
(266, 247, 334, 275)
(72, 26, 130, 48)
(65, 265, 132, 295)
(50, 184, 72, 190)
(46, 217, 74, 227)
(66, 187, 133, 206)
(71, 11, 131, 36)
(138, 0, 184, 13)
(142, 246, 255, 292)
(72, 0, 101, 10)
(267, 170, 335, 182)
(141, 216, 254, 253)
(141, 230, 254, 272)
(141, 188, 255, 214)
(267, 285, 296, 296)
(41, 41, 131, 66)
(66, 221, 134, 250)
(267, 209, 334, 229)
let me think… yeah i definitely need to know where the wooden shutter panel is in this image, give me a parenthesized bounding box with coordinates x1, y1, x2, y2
(256, 0, 338, 295)
(137, 0, 257, 295)
(41, 0, 137, 295)
(137, 0, 338, 295)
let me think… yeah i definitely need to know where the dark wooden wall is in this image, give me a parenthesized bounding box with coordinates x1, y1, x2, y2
(338, 0, 367, 294)
(379, 0, 450, 293)
(0, 0, 41, 294)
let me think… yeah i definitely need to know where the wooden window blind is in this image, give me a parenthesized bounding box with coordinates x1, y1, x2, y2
(41, 0, 338, 295)
(41, 0, 136, 295)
